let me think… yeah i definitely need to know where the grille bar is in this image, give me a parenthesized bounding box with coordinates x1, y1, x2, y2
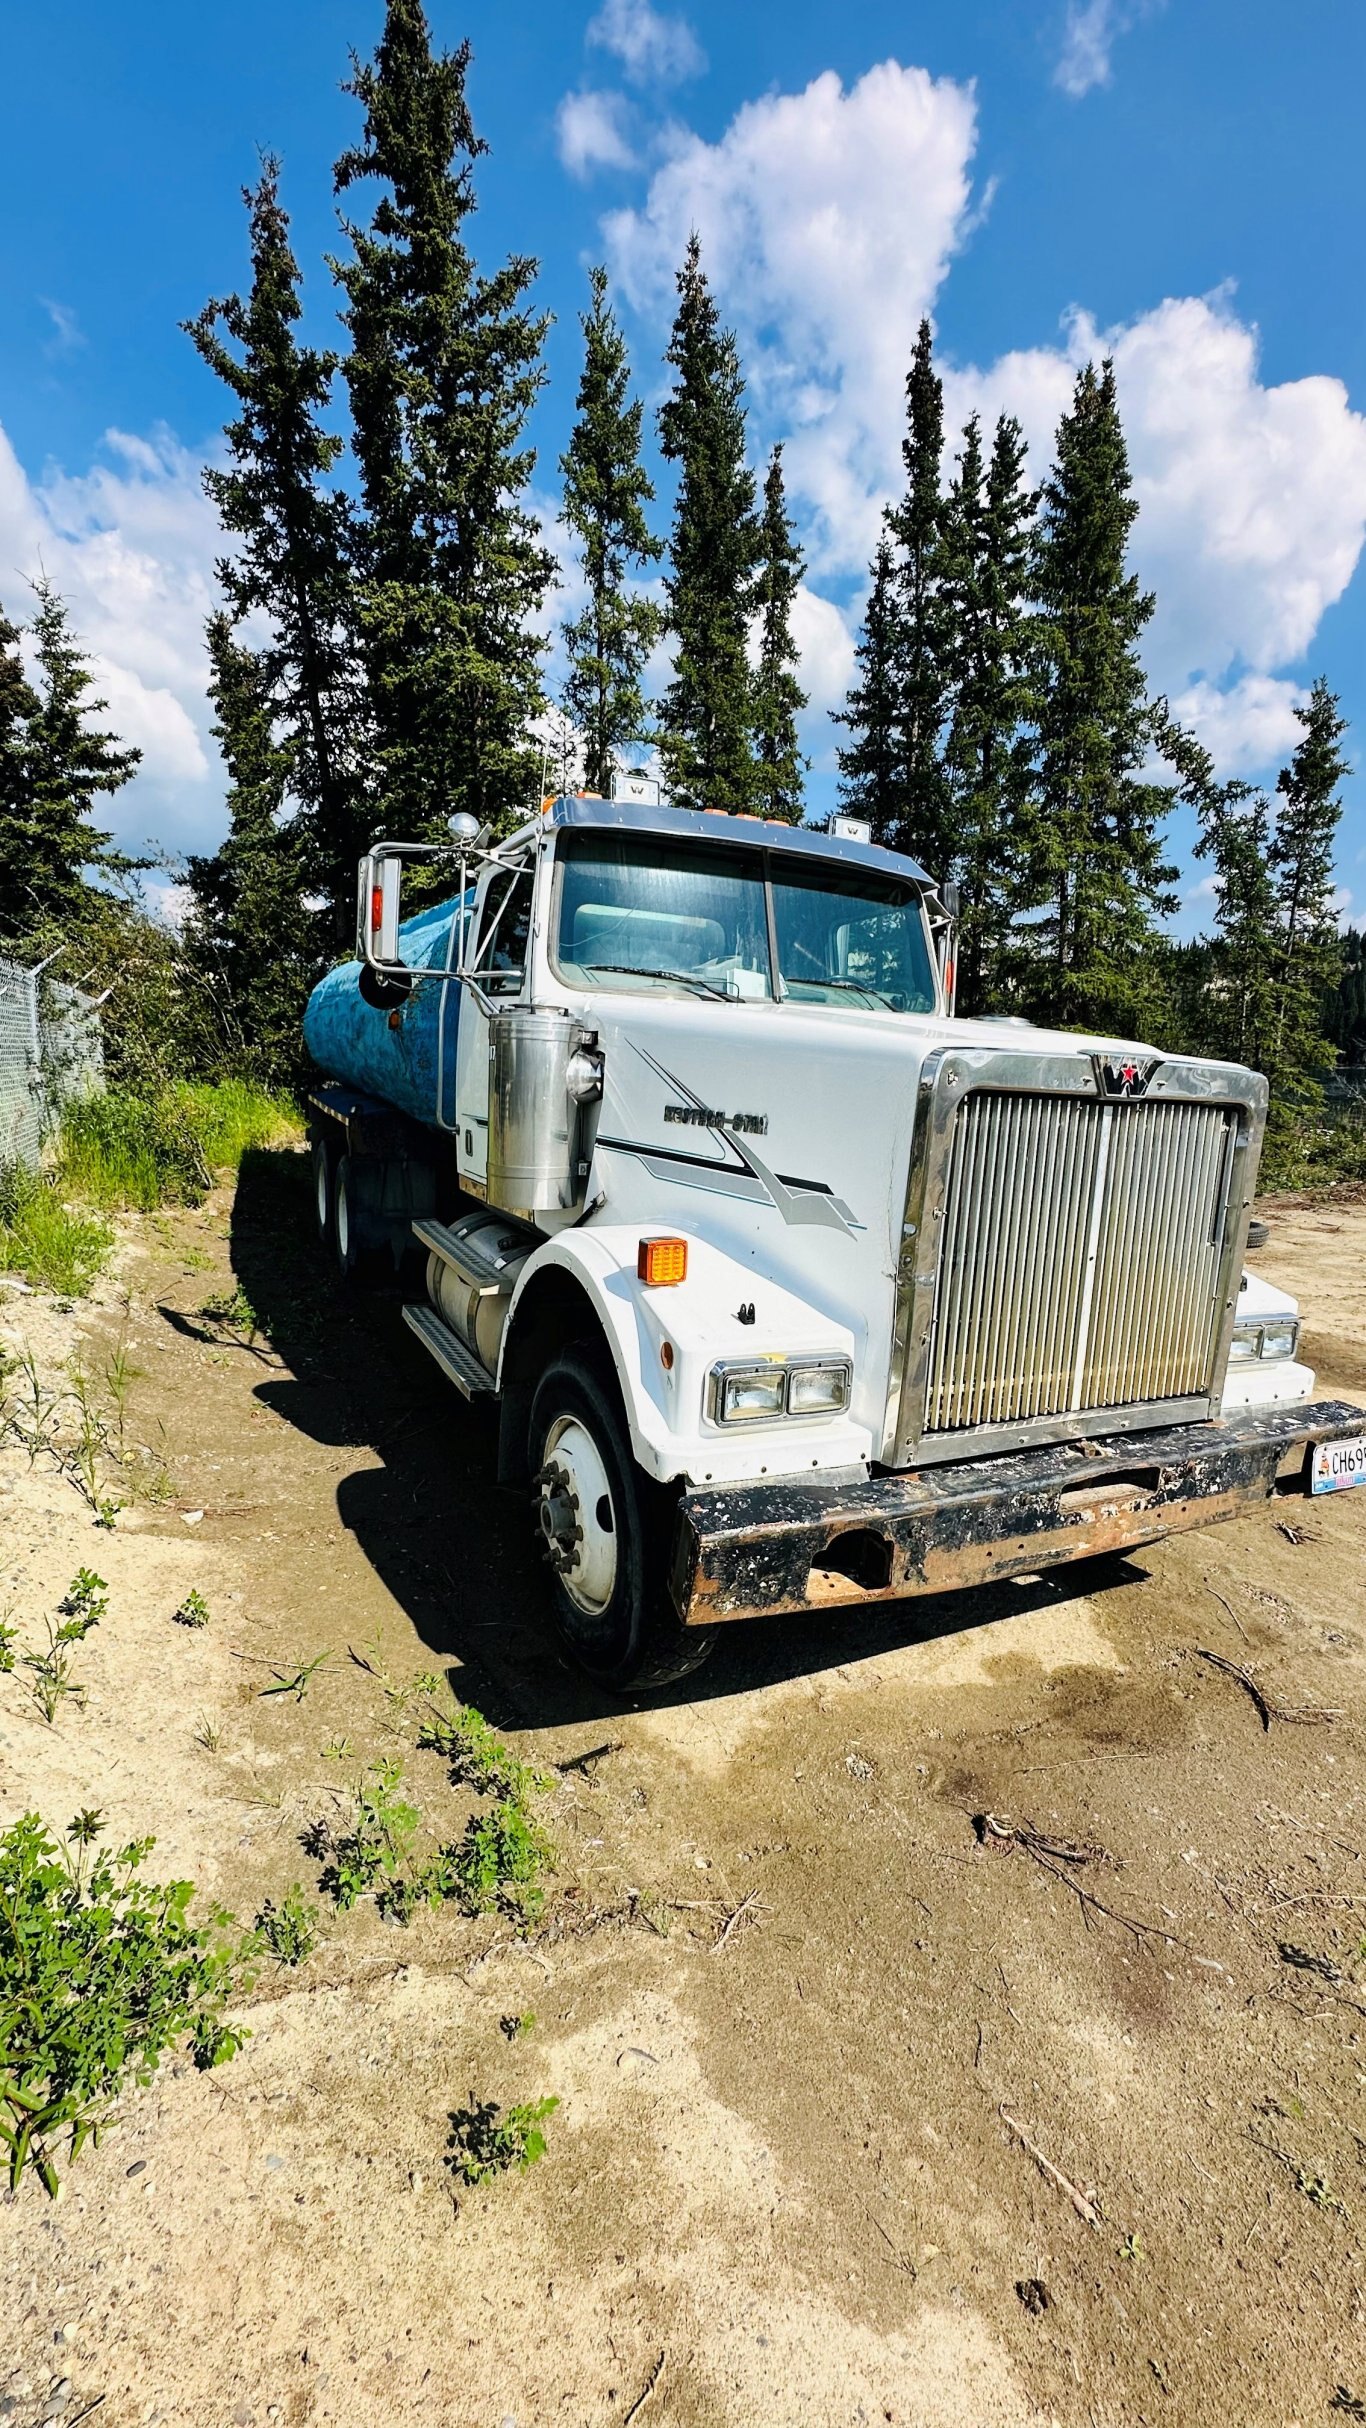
(924, 1090, 1238, 1435)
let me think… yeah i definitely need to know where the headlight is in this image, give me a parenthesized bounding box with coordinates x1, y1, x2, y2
(710, 1355, 853, 1423)
(716, 1363, 788, 1423)
(786, 1359, 852, 1414)
(1230, 1317, 1300, 1364)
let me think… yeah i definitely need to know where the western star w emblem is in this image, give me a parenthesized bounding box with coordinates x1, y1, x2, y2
(1094, 1055, 1160, 1099)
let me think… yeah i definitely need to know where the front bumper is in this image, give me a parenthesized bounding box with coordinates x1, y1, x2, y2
(670, 1399, 1363, 1627)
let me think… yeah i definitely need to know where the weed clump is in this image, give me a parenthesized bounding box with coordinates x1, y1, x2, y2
(0, 1161, 111, 1297)
(254, 1883, 319, 1967)
(417, 1699, 552, 1803)
(446, 2096, 558, 2188)
(0, 1810, 248, 2197)
(173, 1589, 211, 1629)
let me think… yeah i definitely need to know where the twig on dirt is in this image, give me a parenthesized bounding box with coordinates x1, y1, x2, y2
(1275, 1519, 1318, 1546)
(557, 1739, 624, 1778)
(1194, 1647, 1338, 1733)
(623, 2349, 666, 2426)
(1206, 1585, 1252, 1646)
(711, 1888, 765, 1955)
(974, 1814, 1225, 1969)
(867, 2212, 918, 2278)
(67, 2401, 107, 2428)
(999, 2106, 1100, 2227)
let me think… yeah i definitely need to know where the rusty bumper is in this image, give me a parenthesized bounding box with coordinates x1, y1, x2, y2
(670, 1399, 1363, 1627)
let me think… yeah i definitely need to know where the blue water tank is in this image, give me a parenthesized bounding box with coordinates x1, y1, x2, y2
(302, 893, 468, 1131)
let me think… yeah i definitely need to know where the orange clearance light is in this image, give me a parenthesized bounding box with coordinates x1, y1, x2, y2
(638, 1237, 688, 1287)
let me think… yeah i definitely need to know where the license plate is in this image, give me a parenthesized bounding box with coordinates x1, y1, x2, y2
(1311, 1434, 1366, 1494)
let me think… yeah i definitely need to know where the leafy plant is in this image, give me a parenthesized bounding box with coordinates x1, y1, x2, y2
(448, 1802, 552, 1921)
(0, 1618, 16, 1674)
(254, 1883, 318, 1966)
(200, 1285, 260, 1346)
(500, 2010, 536, 2041)
(446, 2095, 558, 2188)
(61, 1569, 108, 1628)
(320, 1760, 421, 1911)
(27, 1618, 89, 1725)
(173, 1589, 211, 1630)
(417, 1698, 552, 1803)
(0, 1811, 247, 2196)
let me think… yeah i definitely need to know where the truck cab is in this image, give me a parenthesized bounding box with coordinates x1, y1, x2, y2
(303, 791, 1360, 1690)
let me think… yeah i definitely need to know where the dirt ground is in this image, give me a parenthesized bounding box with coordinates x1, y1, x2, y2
(3, 1151, 1366, 2428)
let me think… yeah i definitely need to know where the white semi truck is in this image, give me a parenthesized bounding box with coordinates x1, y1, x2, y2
(301, 787, 1364, 1689)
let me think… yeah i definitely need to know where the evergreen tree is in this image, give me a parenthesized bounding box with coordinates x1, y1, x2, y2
(184, 616, 319, 1086)
(751, 445, 807, 823)
(886, 318, 953, 867)
(834, 530, 902, 835)
(657, 234, 760, 814)
(1166, 713, 1281, 1071)
(334, 2, 554, 839)
(0, 580, 138, 952)
(560, 265, 662, 797)
(1025, 358, 1176, 1033)
(186, 158, 357, 931)
(939, 413, 1037, 1013)
(1268, 677, 1348, 1098)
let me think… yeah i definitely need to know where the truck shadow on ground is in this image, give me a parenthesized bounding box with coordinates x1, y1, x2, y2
(230, 1146, 1144, 1732)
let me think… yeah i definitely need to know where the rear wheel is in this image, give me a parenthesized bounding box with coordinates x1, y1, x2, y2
(311, 1133, 335, 1252)
(331, 1152, 385, 1286)
(529, 1352, 716, 1692)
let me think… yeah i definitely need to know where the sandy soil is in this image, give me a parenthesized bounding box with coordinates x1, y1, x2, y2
(3, 1151, 1366, 2428)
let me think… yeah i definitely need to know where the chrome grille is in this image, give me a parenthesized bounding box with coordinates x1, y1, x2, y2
(925, 1090, 1237, 1433)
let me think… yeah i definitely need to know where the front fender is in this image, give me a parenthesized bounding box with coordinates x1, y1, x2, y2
(499, 1224, 868, 1487)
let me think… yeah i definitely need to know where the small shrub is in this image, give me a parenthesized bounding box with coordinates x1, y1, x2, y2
(61, 1569, 108, 1628)
(0, 1618, 16, 1673)
(320, 1760, 421, 1912)
(254, 1883, 319, 1967)
(173, 1589, 211, 1629)
(0, 1811, 248, 2196)
(446, 2096, 558, 2188)
(199, 1286, 260, 1347)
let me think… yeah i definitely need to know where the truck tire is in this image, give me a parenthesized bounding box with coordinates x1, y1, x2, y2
(311, 1133, 335, 1252)
(331, 1153, 384, 1286)
(529, 1352, 716, 1693)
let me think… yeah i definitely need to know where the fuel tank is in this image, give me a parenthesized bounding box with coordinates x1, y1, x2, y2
(302, 893, 468, 1129)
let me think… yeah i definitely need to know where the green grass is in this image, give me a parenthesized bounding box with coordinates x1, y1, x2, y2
(0, 1164, 111, 1297)
(0, 1080, 300, 1297)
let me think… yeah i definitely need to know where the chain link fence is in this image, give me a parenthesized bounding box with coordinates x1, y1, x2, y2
(0, 953, 105, 1171)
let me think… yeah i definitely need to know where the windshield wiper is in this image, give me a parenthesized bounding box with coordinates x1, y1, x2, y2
(583, 962, 737, 1002)
(788, 975, 900, 1009)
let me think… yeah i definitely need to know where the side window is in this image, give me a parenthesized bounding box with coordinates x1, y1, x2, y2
(475, 869, 532, 995)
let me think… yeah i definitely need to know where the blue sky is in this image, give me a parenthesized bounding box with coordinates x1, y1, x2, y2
(2, 0, 1364, 930)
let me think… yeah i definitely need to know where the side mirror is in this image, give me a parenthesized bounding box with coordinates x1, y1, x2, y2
(448, 811, 486, 847)
(357, 848, 407, 970)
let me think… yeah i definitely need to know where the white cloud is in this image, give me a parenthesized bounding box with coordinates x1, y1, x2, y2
(40, 298, 84, 354)
(791, 584, 856, 721)
(1168, 676, 1307, 780)
(556, 88, 638, 179)
(1054, 1, 1159, 99)
(587, 0, 704, 87)
(606, 61, 980, 576)
(951, 294, 1366, 703)
(0, 419, 223, 853)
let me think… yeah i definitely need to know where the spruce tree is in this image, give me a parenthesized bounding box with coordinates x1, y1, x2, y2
(1268, 678, 1348, 1105)
(334, 2, 554, 839)
(1026, 358, 1176, 1033)
(751, 445, 807, 823)
(184, 616, 319, 1086)
(834, 530, 902, 839)
(657, 234, 760, 814)
(0, 580, 138, 952)
(939, 413, 1037, 1013)
(186, 158, 357, 931)
(886, 318, 953, 868)
(1165, 714, 1280, 1071)
(559, 266, 662, 797)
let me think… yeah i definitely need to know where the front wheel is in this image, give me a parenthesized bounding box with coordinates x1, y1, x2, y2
(529, 1353, 716, 1692)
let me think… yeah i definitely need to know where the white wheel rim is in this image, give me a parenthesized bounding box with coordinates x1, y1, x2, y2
(315, 1150, 329, 1232)
(538, 1414, 617, 1615)
(336, 1169, 350, 1261)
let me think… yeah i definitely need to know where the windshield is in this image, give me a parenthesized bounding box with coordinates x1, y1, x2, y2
(553, 832, 936, 1012)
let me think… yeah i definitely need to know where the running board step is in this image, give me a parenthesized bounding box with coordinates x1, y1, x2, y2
(401, 1302, 495, 1401)
(412, 1217, 518, 1297)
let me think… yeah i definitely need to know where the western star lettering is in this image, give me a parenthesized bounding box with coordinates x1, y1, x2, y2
(663, 1104, 768, 1136)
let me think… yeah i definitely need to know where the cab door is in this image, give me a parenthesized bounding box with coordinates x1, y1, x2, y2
(454, 862, 533, 1193)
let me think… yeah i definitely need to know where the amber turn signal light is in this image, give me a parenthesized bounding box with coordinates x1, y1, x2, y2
(638, 1237, 688, 1287)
